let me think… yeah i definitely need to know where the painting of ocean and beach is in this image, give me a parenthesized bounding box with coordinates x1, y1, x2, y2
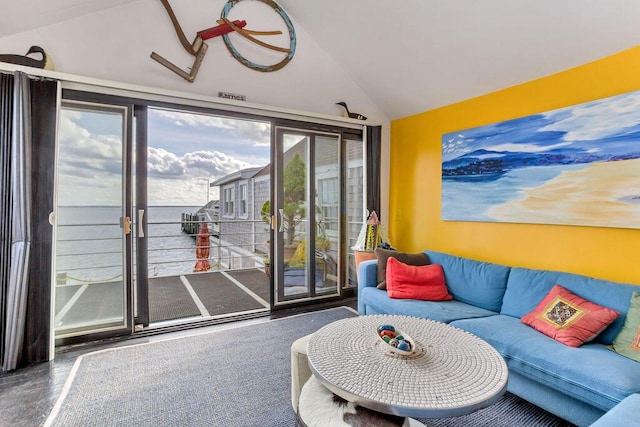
(441, 91, 640, 229)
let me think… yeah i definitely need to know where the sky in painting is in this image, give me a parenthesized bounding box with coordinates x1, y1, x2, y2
(57, 107, 271, 206)
(442, 90, 640, 162)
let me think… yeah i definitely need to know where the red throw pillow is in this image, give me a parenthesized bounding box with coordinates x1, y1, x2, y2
(521, 285, 619, 347)
(386, 257, 452, 301)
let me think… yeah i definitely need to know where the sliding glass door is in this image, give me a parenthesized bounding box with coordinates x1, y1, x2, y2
(53, 100, 133, 341)
(273, 128, 342, 305)
(52, 92, 366, 340)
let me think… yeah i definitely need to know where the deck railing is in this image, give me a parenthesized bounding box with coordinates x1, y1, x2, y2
(55, 215, 362, 287)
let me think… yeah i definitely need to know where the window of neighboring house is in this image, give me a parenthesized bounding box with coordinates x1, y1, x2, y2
(224, 187, 235, 216)
(318, 177, 339, 232)
(239, 183, 248, 217)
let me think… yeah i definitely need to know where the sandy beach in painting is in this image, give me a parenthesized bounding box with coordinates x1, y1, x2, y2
(487, 158, 640, 228)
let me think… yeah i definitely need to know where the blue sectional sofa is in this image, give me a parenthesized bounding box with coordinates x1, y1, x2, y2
(358, 250, 640, 426)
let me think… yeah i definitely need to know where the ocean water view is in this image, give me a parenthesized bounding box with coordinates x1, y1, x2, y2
(55, 205, 204, 284)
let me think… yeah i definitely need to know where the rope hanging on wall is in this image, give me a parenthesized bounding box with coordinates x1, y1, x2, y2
(150, 0, 296, 82)
(220, 0, 296, 72)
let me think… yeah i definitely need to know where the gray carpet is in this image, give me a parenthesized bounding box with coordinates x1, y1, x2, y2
(45, 307, 574, 427)
(416, 392, 575, 426)
(45, 307, 357, 427)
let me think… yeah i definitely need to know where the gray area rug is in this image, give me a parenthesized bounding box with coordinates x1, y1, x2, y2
(45, 307, 357, 427)
(45, 307, 574, 427)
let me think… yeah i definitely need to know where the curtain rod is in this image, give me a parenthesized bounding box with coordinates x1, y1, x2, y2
(0, 69, 57, 82)
(0, 63, 370, 129)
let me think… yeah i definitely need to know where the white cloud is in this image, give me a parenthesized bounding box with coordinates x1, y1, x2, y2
(151, 109, 270, 144)
(59, 113, 122, 161)
(487, 141, 572, 153)
(183, 150, 252, 177)
(146, 148, 253, 180)
(147, 148, 185, 177)
(541, 91, 640, 141)
(58, 110, 261, 206)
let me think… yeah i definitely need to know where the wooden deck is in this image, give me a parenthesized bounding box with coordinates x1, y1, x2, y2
(54, 269, 271, 335)
(149, 269, 270, 323)
(54, 265, 345, 337)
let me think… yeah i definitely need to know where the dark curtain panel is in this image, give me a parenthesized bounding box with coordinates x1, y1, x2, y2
(0, 73, 15, 366)
(0, 74, 57, 371)
(22, 78, 57, 365)
(365, 125, 382, 219)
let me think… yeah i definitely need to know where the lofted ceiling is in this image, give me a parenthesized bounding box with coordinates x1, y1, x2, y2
(0, 0, 131, 39)
(2, 0, 640, 119)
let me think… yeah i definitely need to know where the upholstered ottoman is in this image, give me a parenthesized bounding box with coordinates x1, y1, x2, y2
(291, 333, 314, 413)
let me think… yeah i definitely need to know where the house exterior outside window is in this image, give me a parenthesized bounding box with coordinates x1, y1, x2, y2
(211, 167, 265, 255)
(318, 177, 339, 233)
(239, 183, 248, 217)
(223, 187, 235, 217)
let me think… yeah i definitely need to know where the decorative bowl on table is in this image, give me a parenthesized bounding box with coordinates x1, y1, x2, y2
(377, 324, 415, 356)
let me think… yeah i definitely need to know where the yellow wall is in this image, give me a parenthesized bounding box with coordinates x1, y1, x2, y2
(390, 46, 640, 285)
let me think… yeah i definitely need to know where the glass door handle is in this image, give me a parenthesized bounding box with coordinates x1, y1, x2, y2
(278, 208, 284, 232)
(138, 209, 145, 238)
(123, 216, 132, 235)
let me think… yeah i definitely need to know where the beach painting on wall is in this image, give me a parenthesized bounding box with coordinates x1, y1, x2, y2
(441, 91, 640, 229)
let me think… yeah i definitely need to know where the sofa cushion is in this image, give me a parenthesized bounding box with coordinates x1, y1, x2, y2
(359, 286, 497, 323)
(424, 250, 510, 312)
(521, 285, 619, 347)
(386, 259, 452, 301)
(611, 292, 640, 363)
(375, 248, 429, 290)
(500, 267, 638, 344)
(451, 315, 640, 411)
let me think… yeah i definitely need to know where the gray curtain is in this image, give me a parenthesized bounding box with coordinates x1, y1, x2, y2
(2, 72, 32, 372)
(0, 73, 13, 366)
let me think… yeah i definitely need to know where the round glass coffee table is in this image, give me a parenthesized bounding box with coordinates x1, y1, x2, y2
(306, 314, 508, 419)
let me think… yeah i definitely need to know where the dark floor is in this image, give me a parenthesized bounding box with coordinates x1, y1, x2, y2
(55, 268, 336, 331)
(0, 297, 357, 427)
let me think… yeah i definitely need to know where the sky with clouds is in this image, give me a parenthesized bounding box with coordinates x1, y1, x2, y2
(57, 107, 271, 206)
(442, 90, 640, 162)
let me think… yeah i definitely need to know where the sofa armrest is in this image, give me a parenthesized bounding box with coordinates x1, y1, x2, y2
(357, 260, 378, 314)
(358, 260, 378, 288)
(590, 393, 640, 426)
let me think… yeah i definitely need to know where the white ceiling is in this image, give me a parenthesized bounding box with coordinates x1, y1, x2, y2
(2, 0, 640, 119)
(0, 0, 131, 39)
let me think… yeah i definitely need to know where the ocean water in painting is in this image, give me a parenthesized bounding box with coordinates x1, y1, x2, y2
(442, 164, 588, 221)
(441, 90, 640, 229)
